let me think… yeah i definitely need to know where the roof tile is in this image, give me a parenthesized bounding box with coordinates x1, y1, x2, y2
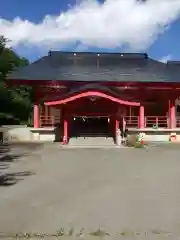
(6, 51, 180, 83)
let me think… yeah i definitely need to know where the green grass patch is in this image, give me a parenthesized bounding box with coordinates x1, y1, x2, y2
(89, 229, 110, 237)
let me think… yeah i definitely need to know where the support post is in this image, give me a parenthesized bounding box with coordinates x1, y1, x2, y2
(169, 99, 176, 128)
(139, 105, 144, 129)
(63, 118, 68, 145)
(34, 103, 40, 128)
(115, 119, 119, 136)
(115, 119, 122, 145)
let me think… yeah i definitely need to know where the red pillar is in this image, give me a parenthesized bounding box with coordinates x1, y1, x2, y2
(115, 119, 119, 136)
(34, 103, 40, 128)
(63, 118, 68, 144)
(139, 105, 145, 129)
(169, 99, 176, 128)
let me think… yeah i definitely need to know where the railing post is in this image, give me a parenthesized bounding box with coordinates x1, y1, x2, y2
(155, 117, 158, 127)
(52, 116, 55, 127)
(115, 119, 119, 136)
(40, 115, 42, 128)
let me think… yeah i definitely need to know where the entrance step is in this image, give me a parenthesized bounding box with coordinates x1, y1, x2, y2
(68, 137, 115, 146)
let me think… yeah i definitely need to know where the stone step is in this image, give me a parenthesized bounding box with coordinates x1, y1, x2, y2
(68, 137, 115, 146)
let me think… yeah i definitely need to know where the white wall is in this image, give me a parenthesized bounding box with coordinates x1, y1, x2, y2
(3, 127, 33, 141)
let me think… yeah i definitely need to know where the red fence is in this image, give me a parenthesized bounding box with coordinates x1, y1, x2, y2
(176, 117, 180, 128)
(125, 116, 168, 128)
(40, 116, 61, 127)
(125, 116, 139, 128)
(40, 116, 54, 127)
(39, 115, 171, 128)
(145, 116, 168, 128)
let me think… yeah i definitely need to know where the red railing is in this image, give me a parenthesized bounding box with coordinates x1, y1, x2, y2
(40, 116, 61, 127)
(39, 115, 170, 128)
(145, 116, 168, 128)
(40, 116, 54, 127)
(176, 117, 180, 128)
(125, 116, 139, 128)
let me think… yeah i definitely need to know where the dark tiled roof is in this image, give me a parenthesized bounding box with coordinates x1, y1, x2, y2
(6, 51, 179, 83)
(166, 61, 180, 82)
(167, 61, 180, 65)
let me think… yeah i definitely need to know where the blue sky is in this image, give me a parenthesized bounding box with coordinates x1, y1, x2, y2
(0, 0, 180, 62)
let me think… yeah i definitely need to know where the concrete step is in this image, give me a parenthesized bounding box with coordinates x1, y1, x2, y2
(68, 137, 115, 146)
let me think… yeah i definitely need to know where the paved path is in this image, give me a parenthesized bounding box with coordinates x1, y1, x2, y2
(0, 143, 180, 238)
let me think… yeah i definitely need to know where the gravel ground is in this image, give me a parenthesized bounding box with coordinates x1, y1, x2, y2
(0, 143, 180, 239)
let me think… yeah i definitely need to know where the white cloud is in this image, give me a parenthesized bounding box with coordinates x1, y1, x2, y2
(159, 55, 172, 63)
(0, 0, 180, 50)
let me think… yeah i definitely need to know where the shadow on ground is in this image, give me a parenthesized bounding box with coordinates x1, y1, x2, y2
(0, 142, 42, 187)
(0, 143, 22, 171)
(0, 171, 35, 186)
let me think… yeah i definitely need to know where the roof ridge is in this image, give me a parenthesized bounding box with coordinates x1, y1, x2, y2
(148, 58, 167, 65)
(48, 51, 148, 59)
(167, 61, 180, 64)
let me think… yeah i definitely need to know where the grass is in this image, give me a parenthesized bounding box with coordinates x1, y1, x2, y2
(126, 134, 146, 148)
(89, 229, 110, 237)
(0, 229, 173, 238)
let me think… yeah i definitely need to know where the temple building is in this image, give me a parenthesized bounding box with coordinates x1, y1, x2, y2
(6, 51, 180, 144)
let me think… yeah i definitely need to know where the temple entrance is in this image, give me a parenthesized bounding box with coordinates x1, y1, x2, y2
(69, 116, 113, 138)
(44, 90, 141, 145)
(68, 116, 115, 146)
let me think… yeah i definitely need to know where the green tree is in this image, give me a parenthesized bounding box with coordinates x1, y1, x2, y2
(0, 35, 32, 125)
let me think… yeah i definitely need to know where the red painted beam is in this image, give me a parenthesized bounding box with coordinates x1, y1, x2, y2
(44, 91, 140, 106)
(72, 112, 113, 117)
(6, 79, 180, 88)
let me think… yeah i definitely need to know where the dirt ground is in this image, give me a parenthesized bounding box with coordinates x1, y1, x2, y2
(0, 143, 180, 239)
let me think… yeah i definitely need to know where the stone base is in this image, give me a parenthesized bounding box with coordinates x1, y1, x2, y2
(30, 127, 56, 142)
